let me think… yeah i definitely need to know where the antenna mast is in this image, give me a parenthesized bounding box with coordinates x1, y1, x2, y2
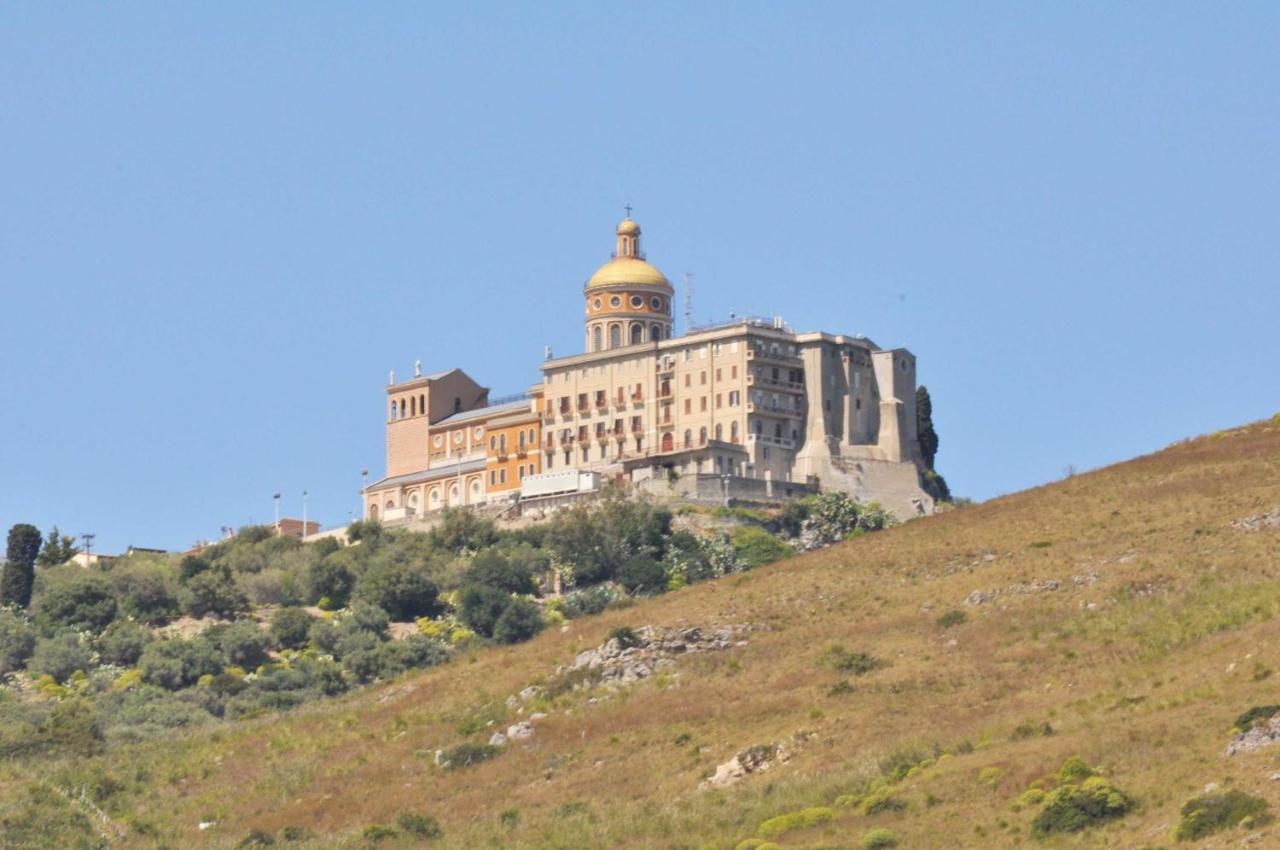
(683, 272, 693, 335)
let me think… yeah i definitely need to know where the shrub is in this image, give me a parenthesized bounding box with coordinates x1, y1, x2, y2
(1173, 788, 1269, 840)
(271, 607, 316, 650)
(493, 598, 543, 644)
(354, 560, 441, 621)
(97, 619, 154, 666)
(862, 828, 899, 849)
(183, 566, 248, 619)
(465, 551, 536, 595)
(1032, 776, 1133, 836)
(306, 557, 354, 609)
(730, 526, 792, 568)
(236, 830, 276, 847)
(138, 637, 223, 690)
(935, 609, 967, 628)
(111, 560, 181, 624)
(1233, 704, 1280, 731)
(757, 807, 834, 839)
(429, 508, 499, 553)
(218, 620, 272, 669)
(608, 626, 640, 649)
(861, 788, 907, 815)
(617, 556, 666, 594)
(1058, 755, 1095, 783)
(32, 569, 117, 634)
(396, 812, 442, 838)
(28, 633, 95, 683)
(361, 824, 396, 841)
(441, 741, 501, 770)
(824, 645, 883, 675)
(40, 697, 103, 755)
(457, 584, 511, 638)
(0, 608, 37, 674)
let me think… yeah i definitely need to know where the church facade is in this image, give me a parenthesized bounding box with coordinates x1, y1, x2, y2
(363, 216, 933, 522)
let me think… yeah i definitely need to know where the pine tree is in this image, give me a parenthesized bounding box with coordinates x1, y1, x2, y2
(36, 525, 80, 568)
(2, 524, 42, 609)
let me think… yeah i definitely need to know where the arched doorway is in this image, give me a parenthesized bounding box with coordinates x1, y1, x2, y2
(661, 432, 674, 452)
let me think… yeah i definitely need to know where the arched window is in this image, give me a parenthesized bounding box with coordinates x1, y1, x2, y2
(453, 397, 462, 413)
(731, 421, 739, 440)
(368, 503, 379, 520)
(429, 488, 440, 506)
(699, 426, 708, 444)
(630, 323, 643, 345)
(715, 423, 723, 441)
(592, 325, 602, 351)
(661, 432, 674, 452)
(518, 430, 526, 450)
(651, 323, 662, 341)
(385, 500, 395, 510)
(683, 429, 692, 448)
(390, 401, 397, 421)
(610, 324, 622, 349)
(419, 394, 425, 414)
(409, 397, 416, 416)
(449, 483, 460, 504)
(499, 434, 507, 454)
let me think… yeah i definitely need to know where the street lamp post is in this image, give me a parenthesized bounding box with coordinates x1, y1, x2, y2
(273, 493, 281, 532)
(302, 490, 309, 539)
(360, 469, 368, 520)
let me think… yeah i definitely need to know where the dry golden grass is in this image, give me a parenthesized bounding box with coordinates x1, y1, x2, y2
(5, 416, 1280, 849)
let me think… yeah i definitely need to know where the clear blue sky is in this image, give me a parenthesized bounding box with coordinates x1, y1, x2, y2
(2, 4, 1276, 553)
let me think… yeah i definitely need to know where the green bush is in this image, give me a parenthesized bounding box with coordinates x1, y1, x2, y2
(396, 812, 442, 838)
(138, 637, 223, 690)
(183, 566, 248, 619)
(441, 741, 501, 770)
(28, 633, 95, 683)
(457, 584, 511, 638)
(271, 607, 316, 650)
(617, 555, 666, 594)
(353, 560, 441, 621)
(97, 619, 154, 666)
(862, 828, 900, 849)
(492, 598, 543, 644)
(110, 560, 181, 624)
(218, 620, 272, 669)
(861, 788, 907, 815)
(0, 608, 37, 674)
(1032, 776, 1133, 836)
(361, 824, 396, 841)
(464, 550, 536, 595)
(32, 569, 117, 634)
(730, 526, 792, 568)
(1173, 789, 1269, 840)
(1233, 704, 1280, 730)
(824, 645, 883, 675)
(757, 806, 834, 839)
(935, 609, 967, 628)
(1058, 755, 1095, 783)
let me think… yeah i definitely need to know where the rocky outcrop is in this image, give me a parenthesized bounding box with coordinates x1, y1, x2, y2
(1226, 716, 1280, 756)
(1231, 510, 1280, 532)
(703, 742, 789, 789)
(561, 625, 753, 689)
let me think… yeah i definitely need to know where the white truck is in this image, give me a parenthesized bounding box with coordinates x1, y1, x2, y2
(519, 469, 600, 499)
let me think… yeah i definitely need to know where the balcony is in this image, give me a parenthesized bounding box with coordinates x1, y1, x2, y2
(747, 433, 796, 449)
(747, 346, 802, 366)
(747, 401, 804, 418)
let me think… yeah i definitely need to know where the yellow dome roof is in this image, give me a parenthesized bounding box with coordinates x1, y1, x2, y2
(616, 218, 640, 236)
(586, 256, 671, 290)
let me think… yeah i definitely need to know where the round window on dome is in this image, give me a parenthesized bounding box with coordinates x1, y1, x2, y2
(593, 297, 602, 310)
(630, 295, 643, 309)
(474, 427, 483, 438)
(610, 295, 622, 308)
(434, 435, 443, 447)
(651, 296, 663, 310)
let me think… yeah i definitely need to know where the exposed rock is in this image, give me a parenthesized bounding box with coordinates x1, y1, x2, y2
(1231, 510, 1280, 532)
(700, 736, 804, 789)
(965, 590, 990, 606)
(552, 624, 754, 693)
(1226, 716, 1280, 756)
(507, 722, 533, 741)
(488, 732, 507, 747)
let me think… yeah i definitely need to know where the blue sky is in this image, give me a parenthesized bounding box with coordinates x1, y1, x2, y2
(1, 4, 1276, 553)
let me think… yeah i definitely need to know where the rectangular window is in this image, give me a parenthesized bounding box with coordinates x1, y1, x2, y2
(855, 398, 862, 410)
(854, 371, 861, 389)
(489, 471, 495, 485)
(699, 346, 708, 359)
(683, 348, 692, 362)
(731, 365, 738, 379)
(715, 368, 721, 381)
(684, 374, 691, 387)
(700, 371, 707, 385)
(499, 469, 506, 484)
(684, 399, 691, 414)
(716, 393, 723, 408)
(700, 397, 707, 412)
(729, 391, 740, 406)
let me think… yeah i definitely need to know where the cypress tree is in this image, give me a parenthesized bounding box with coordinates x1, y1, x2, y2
(916, 386, 939, 470)
(2, 524, 42, 609)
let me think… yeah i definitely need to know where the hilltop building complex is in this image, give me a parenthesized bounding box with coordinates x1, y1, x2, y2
(363, 216, 934, 521)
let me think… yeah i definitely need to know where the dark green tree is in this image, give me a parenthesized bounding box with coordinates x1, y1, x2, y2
(2, 524, 42, 609)
(915, 385, 952, 503)
(492, 597, 543, 644)
(916, 386, 939, 469)
(35, 526, 79, 568)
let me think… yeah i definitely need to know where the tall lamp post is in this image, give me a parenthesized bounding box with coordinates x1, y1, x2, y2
(360, 469, 368, 520)
(273, 493, 281, 532)
(302, 489, 309, 539)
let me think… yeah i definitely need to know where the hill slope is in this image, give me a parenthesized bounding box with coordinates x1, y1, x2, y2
(5, 417, 1280, 849)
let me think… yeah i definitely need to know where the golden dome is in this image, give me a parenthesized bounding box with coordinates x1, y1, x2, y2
(586, 256, 671, 290)
(616, 218, 640, 236)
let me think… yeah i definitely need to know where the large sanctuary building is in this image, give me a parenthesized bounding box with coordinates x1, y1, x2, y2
(362, 216, 934, 522)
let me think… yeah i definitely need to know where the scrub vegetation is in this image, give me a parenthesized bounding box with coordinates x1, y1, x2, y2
(2, 416, 1279, 849)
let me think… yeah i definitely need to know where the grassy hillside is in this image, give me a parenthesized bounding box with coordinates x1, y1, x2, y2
(4, 416, 1280, 849)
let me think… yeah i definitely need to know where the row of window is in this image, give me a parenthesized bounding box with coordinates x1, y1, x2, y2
(680, 391, 742, 414)
(487, 427, 538, 454)
(682, 365, 740, 386)
(488, 464, 535, 486)
(592, 294, 666, 312)
(590, 321, 667, 351)
(390, 393, 427, 421)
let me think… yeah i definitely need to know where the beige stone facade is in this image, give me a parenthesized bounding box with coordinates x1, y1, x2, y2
(364, 216, 933, 521)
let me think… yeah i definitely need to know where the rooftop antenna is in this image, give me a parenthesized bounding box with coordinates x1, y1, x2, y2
(684, 272, 693, 335)
(80, 533, 95, 559)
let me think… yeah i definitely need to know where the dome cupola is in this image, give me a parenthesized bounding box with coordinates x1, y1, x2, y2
(583, 211, 675, 352)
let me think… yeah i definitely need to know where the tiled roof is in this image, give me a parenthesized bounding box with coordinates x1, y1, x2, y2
(433, 399, 530, 426)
